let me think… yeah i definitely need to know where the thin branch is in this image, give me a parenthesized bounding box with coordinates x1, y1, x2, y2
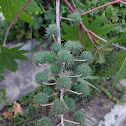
(71, 0, 78, 12)
(48, 92, 59, 97)
(3, 0, 32, 47)
(68, 74, 82, 78)
(64, 119, 80, 125)
(67, 89, 82, 95)
(60, 88, 64, 101)
(61, 115, 64, 126)
(52, 35, 57, 42)
(40, 103, 52, 107)
(42, 82, 57, 85)
(56, 0, 61, 43)
(80, 0, 120, 16)
(63, 102, 70, 110)
(60, 17, 74, 22)
(120, 1, 126, 5)
(73, 59, 86, 62)
(56, 123, 61, 126)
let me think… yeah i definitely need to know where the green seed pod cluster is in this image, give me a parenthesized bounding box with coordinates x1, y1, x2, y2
(51, 100, 67, 116)
(46, 53, 56, 64)
(35, 71, 48, 84)
(57, 50, 74, 66)
(38, 117, 53, 126)
(74, 83, 90, 96)
(50, 64, 61, 75)
(76, 64, 91, 77)
(64, 41, 83, 55)
(79, 51, 92, 62)
(64, 123, 74, 126)
(51, 43, 62, 53)
(46, 24, 60, 39)
(64, 98, 75, 110)
(43, 87, 54, 96)
(57, 76, 71, 90)
(33, 51, 49, 65)
(34, 92, 48, 105)
(70, 13, 82, 25)
(74, 111, 85, 125)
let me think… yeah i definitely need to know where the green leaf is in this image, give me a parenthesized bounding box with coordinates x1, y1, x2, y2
(114, 37, 126, 44)
(0, 0, 42, 24)
(103, 51, 126, 77)
(112, 57, 126, 88)
(83, 76, 100, 80)
(62, 13, 116, 50)
(77, 78, 99, 91)
(0, 45, 29, 74)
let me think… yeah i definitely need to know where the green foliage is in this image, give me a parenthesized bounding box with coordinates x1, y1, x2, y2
(76, 64, 91, 77)
(57, 50, 74, 66)
(0, 88, 6, 103)
(57, 76, 71, 90)
(43, 87, 53, 96)
(35, 71, 48, 84)
(0, 0, 42, 24)
(64, 41, 83, 55)
(46, 53, 56, 64)
(70, 13, 82, 25)
(64, 123, 74, 126)
(79, 51, 92, 62)
(62, 14, 117, 50)
(0, 45, 29, 74)
(50, 64, 61, 75)
(51, 42, 63, 53)
(74, 111, 84, 125)
(103, 51, 126, 87)
(46, 24, 60, 39)
(64, 98, 75, 110)
(34, 92, 48, 105)
(74, 82, 90, 96)
(33, 51, 49, 65)
(38, 117, 53, 126)
(50, 100, 67, 116)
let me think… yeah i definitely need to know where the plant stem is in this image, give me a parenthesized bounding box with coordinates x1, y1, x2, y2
(64, 119, 80, 125)
(3, 0, 32, 47)
(42, 82, 57, 85)
(67, 89, 82, 95)
(71, 0, 77, 11)
(120, 1, 126, 5)
(56, 0, 61, 43)
(68, 74, 82, 78)
(40, 103, 52, 107)
(61, 115, 64, 126)
(60, 17, 74, 22)
(80, 0, 120, 16)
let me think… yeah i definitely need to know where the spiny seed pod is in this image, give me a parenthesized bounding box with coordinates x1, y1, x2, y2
(64, 123, 74, 126)
(70, 13, 82, 25)
(46, 53, 56, 64)
(64, 41, 83, 55)
(64, 98, 75, 110)
(46, 24, 60, 39)
(57, 50, 74, 66)
(74, 83, 90, 96)
(38, 117, 53, 126)
(76, 64, 91, 77)
(51, 43, 62, 53)
(74, 111, 85, 125)
(50, 64, 61, 75)
(50, 100, 67, 116)
(57, 76, 71, 90)
(79, 51, 92, 62)
(35, 71, 48, 84)
(43, 87, 54, 96)
(34, 92, 48, 105)
(33, 51, 49, 65)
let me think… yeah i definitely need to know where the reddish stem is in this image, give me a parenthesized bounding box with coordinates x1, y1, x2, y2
(3, 0, 32, 47)
(71, 0, 78, 12)
(80, 0, 120, 16)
